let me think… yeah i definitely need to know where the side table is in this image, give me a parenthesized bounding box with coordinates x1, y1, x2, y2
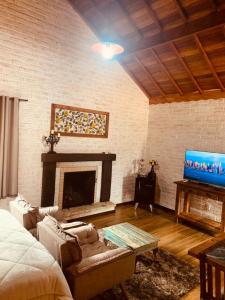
(134, 171, 156, 212)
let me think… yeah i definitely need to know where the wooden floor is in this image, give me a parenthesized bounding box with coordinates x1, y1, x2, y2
(83, 204, 213, 300)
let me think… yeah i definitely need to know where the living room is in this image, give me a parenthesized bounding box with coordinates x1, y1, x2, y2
(0, 0, 225, 299)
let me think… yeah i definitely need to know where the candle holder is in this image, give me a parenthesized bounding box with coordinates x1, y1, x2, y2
(44, 130, 60, 154)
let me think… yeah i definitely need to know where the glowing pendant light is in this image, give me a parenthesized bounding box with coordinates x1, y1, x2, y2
(92, 42, 124, 59)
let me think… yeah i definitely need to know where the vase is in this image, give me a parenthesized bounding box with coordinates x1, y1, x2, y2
(148, 165, 156, 179)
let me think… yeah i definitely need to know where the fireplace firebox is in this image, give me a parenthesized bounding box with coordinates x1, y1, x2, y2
(63, 171, 96, 209)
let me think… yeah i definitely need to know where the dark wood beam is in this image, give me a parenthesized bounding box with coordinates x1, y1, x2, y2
(172, 0, 188, 22)
(68, 0, 121, 43)
(170, 42, 203, 94)
(150, 90, 225, 104)
(135, 56, 166, 96)
(151, 48, 183, 95)
(120, 61, 151, 98)
(122, 10, 225, 56)
(115, 0, 143, 39)
(144, 0, 162, 31)
(194, 34, 225, 91)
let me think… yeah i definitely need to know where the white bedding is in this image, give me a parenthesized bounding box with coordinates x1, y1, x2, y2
(0, 209, 73, 300)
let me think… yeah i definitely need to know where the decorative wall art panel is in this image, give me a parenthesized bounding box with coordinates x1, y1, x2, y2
(51, 104, 109, 138)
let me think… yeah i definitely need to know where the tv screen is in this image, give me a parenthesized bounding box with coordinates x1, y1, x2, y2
(184, 150, 225, 188)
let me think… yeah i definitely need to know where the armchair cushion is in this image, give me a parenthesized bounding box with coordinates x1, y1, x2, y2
(67, 247, 132, 275)
(65, 223, 99, 246)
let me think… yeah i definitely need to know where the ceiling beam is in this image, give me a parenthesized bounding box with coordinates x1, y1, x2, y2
(194, 34, 225, 91)
(172, 0, 188, 22)
(170, 42, 203, 94)
(122, 10, 225, 56)
(120, 62, 151, 98)
(144, 0, 162, 31)
(68, 0, 120, 42)
(115, 0, 143, 39)
(150, 90, 225, 104)
(134, 56, 166, 96)
(151, 48, 183, 95)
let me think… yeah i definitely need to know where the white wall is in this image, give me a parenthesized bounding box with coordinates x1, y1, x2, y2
(147, 99, 225, 221)
(0, 0, 149, 207)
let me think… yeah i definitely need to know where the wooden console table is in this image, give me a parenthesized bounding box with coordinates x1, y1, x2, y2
(175, 180, 225, 232)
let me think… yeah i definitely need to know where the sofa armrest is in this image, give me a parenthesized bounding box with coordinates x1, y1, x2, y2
(9, 200, 35, 230)
(66, 247, 134, 275)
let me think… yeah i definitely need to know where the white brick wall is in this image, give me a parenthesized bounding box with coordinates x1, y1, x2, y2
(0, 0, 149, 206)
(147, 99, 225, 221)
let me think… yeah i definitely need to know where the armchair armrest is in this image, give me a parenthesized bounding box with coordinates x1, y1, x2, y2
(66, 247, 134, 275)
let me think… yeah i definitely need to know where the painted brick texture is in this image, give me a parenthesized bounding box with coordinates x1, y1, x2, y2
(147, 99, 225, 221)
(0, 0, 149, 206)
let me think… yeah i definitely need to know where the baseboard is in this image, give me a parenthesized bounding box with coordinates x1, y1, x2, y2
(116, 200, 134, 207)
(154, 203, 175, 215)
(116, 201, 175, 215)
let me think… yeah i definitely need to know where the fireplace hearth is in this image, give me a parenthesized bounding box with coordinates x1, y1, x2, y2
(63, 171, 96, 209)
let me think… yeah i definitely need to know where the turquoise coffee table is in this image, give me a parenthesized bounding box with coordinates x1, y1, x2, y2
(103, 222, 159, 255)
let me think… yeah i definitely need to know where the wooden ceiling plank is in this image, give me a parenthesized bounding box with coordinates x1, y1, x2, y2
(144, 0, 162, 31)
(135, 55, 166, 96)
(194, 34, 225, 91)
(210, 0, 218, 11)
(122, 10, 225, 56)
(121, 62, 152, 98)
(151, 48, 183, 95)
(172, 0, 188, 22)
(170, 42, 203, 94)
(115, 0, 143, 39)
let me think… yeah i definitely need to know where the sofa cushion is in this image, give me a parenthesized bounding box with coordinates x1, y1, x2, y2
(38, 205, 63, 222)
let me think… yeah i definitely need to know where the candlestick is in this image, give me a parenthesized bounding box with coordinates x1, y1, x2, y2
(44, 131, 60, 154)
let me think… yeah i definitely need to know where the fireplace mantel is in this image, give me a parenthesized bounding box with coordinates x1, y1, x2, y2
(41, 153, 116, 207)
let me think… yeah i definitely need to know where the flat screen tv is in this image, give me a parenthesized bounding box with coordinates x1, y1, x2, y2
(184, 150, 225, 188)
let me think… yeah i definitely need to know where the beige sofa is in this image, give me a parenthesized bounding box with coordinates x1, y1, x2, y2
(9, 195, 64, 237)
(38, 216, 136, 300)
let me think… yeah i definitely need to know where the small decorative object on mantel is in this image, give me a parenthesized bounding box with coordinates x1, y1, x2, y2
(51, 103, 109, 138)
(43, 130, 60, 154)
(137, 159, 146, 177)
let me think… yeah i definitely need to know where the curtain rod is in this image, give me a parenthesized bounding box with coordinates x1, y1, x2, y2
(19, 98, 28, 102)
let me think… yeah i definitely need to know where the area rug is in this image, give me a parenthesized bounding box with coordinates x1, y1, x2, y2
(95, 249, 199, 300)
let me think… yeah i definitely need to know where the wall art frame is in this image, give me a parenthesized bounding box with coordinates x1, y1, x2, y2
(51, 103, 109, 138)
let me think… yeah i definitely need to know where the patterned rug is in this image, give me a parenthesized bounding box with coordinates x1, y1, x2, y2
(95, 249, 199, 300)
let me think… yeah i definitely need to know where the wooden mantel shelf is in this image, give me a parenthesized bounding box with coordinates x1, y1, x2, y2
(41, 153, 116, 163)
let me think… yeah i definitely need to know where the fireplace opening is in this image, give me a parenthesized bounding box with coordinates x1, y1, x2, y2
(63, 171, 96, 209)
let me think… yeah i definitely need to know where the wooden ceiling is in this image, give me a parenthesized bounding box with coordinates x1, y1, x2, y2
(68, 0, 225, 104)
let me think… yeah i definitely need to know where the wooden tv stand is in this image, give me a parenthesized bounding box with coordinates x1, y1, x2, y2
(175, 180, 225, 232)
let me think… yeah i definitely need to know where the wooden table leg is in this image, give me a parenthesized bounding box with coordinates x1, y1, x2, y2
(175, 188, 182, 223)
(221, 200, 225, 232)
(153, 247, 158, 260)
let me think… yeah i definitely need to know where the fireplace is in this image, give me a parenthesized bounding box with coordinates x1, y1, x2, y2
(41, 153, 116, 207)
(63, 171, 96, 209)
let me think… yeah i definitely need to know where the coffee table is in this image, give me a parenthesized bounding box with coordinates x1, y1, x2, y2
(103, 222, 159, 256)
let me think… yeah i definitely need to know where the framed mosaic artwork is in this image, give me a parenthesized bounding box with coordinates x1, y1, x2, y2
(50, 103, 109, 138)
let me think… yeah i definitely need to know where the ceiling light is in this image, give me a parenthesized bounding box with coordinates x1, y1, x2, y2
(92, 42, 124, 60)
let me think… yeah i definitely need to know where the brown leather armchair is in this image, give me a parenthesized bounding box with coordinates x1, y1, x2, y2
(38, 216, 136, 300)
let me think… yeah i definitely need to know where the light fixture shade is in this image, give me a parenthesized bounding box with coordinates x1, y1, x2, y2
(92, 42, 124, 59)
